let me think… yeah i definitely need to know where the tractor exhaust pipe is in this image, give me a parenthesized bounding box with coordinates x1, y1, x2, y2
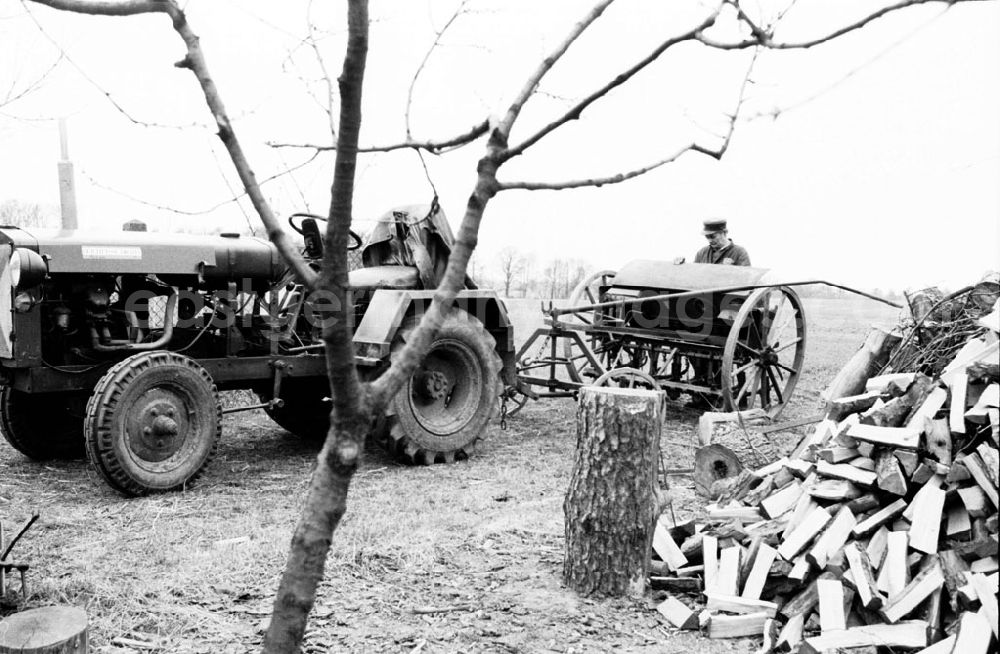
(57, 117, 78, 230)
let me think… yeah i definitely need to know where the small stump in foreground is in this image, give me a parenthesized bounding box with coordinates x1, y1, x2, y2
(563, 385, 665, 597)
(0, 605, 88, 654)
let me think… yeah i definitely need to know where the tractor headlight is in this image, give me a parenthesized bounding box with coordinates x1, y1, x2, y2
(8, 248, 47, 290)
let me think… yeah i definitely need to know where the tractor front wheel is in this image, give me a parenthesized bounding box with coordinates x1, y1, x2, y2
(85, 351, 221, 496)
(382, 314, 501, 464)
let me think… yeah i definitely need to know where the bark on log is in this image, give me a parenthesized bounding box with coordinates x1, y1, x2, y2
(0, 606, 88, 654)
(823, 328, 901, 403)
(563, 386, 665, 597)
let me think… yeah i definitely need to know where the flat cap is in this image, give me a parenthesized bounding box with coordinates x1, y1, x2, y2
(702, 219, 727, 234)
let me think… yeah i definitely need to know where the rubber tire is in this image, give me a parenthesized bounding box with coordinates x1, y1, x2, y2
(84, 351, 221, 496)
(257, 378, 331, 441)
(382, 314, 501, 465)
(0, 387, 85, 460)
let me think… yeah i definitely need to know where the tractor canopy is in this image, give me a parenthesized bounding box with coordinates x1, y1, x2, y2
(361, 204, 459, 289)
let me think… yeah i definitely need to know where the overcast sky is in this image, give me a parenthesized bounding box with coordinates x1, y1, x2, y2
(1, 0, 997, 292)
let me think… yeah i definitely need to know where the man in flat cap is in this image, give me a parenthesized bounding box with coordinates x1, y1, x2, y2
(694, 219, 751, 266)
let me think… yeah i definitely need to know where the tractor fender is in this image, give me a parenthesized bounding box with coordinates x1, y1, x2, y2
(353, 289, 515, 382)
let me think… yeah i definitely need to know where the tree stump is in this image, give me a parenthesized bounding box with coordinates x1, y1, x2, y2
(563, 386, 664, 597)
(0, 606, 88, 653)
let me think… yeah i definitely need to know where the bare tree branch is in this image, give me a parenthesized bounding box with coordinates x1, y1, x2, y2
(28, 0, 160, 15)
(80, 150, 321, 220)
(405, 0, 470, 139)
(498, 146, 694, 191)
(0, 52, 63, 108)
(700, 0, 992, 50)
(267, 119, 490, 154)
(499, 45, 758, 192)
(503, 10, 720, 161)
(28, 0, 318, 288)
(495, 0, 616, 143)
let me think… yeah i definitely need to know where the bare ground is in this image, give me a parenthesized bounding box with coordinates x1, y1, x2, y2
(0, 297, 900, 653)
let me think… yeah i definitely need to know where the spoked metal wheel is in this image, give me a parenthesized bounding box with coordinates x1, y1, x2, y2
(592, 367, 661, 391)
(561, 270, 617, 383)
(721, 286, 806, 418)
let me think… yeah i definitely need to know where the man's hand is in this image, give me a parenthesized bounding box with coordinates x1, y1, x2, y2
(672, 256, 685, 265)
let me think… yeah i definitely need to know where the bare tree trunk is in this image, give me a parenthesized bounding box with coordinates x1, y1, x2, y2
(563, 386, 664, 596)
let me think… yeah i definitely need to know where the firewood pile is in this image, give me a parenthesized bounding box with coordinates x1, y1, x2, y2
(650, 285, 1000, 654)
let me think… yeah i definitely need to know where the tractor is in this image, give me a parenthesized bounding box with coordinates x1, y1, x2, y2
(0, 204, 515, 496)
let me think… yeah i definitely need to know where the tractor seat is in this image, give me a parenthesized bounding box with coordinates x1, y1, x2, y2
(348, 265, 421, 291)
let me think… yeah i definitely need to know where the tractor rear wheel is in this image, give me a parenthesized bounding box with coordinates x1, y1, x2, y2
(382, 314, 501, 464)
(84, 351, 221, 496)
(0, 388, 85, 460)
(257, 378, 331, 441)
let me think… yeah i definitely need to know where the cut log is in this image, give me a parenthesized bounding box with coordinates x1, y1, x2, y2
(846, 493, 880, 515)
(715, 546, 741, 597)
(807, 506, 857, 569)
(703, 535, 719, 594)
(707, 505, 763, 523)
(0, 606, 88, 654)
(947, 371, 969, 435)
(775, 613, 805, 652)
(852, 499, 908, 538)
(903, 474, 944, 521)
(707, 612, 771, 639)
(563, 386, 664, 596)
(924, 417, 952, 465)
(781, 574, 825, 617)
(783, 494, 819, 539)
(881, 531, 909, 599)
(818, 577, 846, 632)
(800, 621, 928, 654)
(958, 486, 989, 518)
(947, 505, 973, 541)
(808, 479, 862, 501)
(905, 387, 948, 431)
(893, 450, 920, 477)
(880, 560, 944, 623)
(843, 541, 882, 610)
(826, 391, 883, 423)
(846, 424, 921, 450)
(704, 593, 778, 617)
(969, 556, 998, 573)
(656, 596, 698, 630)
(866, 373, 916, 394)
(741, 543, 778, 600)
(974, 443, 999, 488)
(951, 610, 992, 654)
(909, 486, 946, 554)
(815, 460, 877, 486)
(778, 507, 832, 561)
(760, 482, 803, 519)
(875, 449, 908, 496)
(652, 522, 688, 572)
(967, 573, 999, 638)
(819, 447, 860, 464)
(962, 452, 999, 508)
(867, 525, 890, 569)
(915, 634, 956, 654)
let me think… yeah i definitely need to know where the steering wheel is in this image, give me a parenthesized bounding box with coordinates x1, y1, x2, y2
(287, 213, 362, 251)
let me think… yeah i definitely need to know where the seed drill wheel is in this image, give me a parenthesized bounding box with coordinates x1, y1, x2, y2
(0, 388, 86, 460)
(562, 269, 616, 383)
(592, 367, 661, 390)
(721, 286, 806, 419)
(384, 314, 501, 464)
(84, 351, 221, 496)
(257, 378, 331, 441)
